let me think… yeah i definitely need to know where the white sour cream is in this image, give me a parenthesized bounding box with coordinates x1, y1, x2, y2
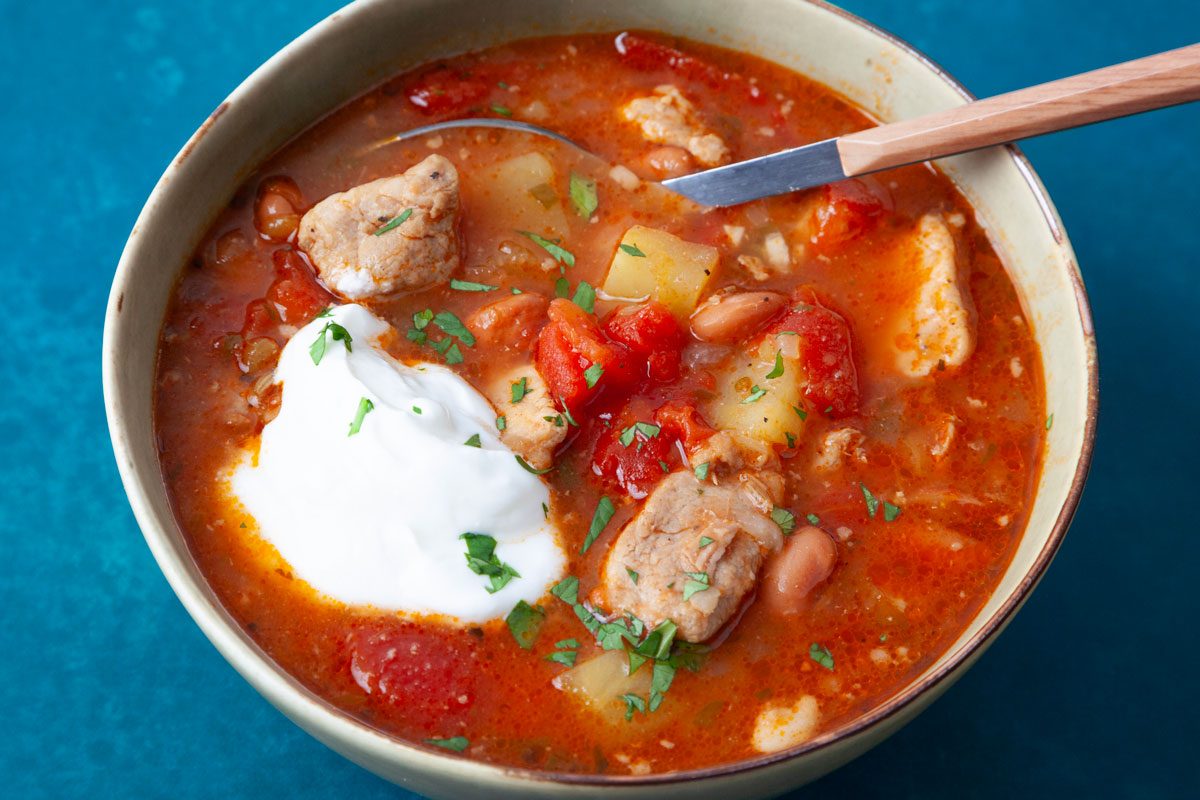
(230, 304, 565, 623)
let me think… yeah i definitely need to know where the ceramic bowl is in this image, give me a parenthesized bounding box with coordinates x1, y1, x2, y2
(103, 0, 1097, 796)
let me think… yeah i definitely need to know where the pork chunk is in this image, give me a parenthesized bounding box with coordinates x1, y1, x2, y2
(598, 470, 784, 642)
(892, 214, 975, 377)
(621, 85, 730, 167)
(298, 155, 460, 300)
(486, 366, 566, 471)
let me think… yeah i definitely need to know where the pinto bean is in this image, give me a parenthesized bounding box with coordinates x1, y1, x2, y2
(467, 292, 550, 350)
(642, 145, 694, 178)
(690, 290, 787, 342)
(759, 526, 837, 616)
(255, 177, 305, 241)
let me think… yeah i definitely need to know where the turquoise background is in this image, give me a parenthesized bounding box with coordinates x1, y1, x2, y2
(2, 1, 1197, 797)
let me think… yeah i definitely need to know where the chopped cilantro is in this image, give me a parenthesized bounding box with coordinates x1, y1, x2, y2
(373, 207, 412, 236)
(1046, 413, 1054, 431)
(518, 230, 575, 266)
(460, 532, 521, 593)
(515, 455, 552, 475)
(619, 243, 647, 258)
(544, 650, 577, 667)
(771, 506, 796, 535)
(432, 311, 475, 346)
(347, 397, 374, 436)
(572, 281, 596, 314)
(411, 405, 423, 415)
(766, 351, 785, 379)
(785, 431, 797, 448)
(581, 496, 615, 554)
(569, 172, 598, 218)
(792, 405, 808, 421)
(741, 385, 767, 404)
(450, 279, 498, 292)
(694, 462, 710, 481)
(511, 377, 529, 403)
(698, 536, 714, 550)
(860, 483, 880, 518)
(626, 567, 639, 584)
(619, 421, 660, 447)
(505, 600, 545, 649)
(496, 414, 507, 431)
(621, 693, 647, 721)
(413, 308, 434, 330)
(425, 736, 469, 752)
(682, 571, 710, 601)
(554, 276, 570, 298)
(883, 500, 902, 522)
(583, 363, 603, 388)
(550, 576, 579, 605)
(490, 103, 513, 117)
(806, 512, 821, 526)
(309, 321, 353, 365)
(464, 433, 482, 448)
(658, 459, 670, 473)
(809, 642, 835, 670)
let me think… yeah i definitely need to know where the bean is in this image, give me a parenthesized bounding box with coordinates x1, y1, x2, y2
(759, 526, 837, 616)
(255, 177, 304, 241)
(690, 291, 786, 342)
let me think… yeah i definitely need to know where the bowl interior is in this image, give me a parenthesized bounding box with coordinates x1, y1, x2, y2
(104, 0, 1095, 796)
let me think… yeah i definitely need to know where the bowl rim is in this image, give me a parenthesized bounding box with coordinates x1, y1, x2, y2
(103, 0, 1099, 789)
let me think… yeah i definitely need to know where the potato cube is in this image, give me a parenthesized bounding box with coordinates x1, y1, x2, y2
(475, 152, 570, 239)
(603, 225, 718, 319)
(706, 335, 807, 446)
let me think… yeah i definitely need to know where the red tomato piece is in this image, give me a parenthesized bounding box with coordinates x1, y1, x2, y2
(404, 65, 489, 115)
(535, 299, 639, 409)
(613, 32, 762, 100)
(267, 249, 332, 324)
(592, 414, 677, 499)
(807, 179, 890, 255)
(653, 400, 716, 451)
(348, 622, 476, 733)
(768, 289, 860, 417)
(240, 299, 278, 341)
(602, 301, 685, 383)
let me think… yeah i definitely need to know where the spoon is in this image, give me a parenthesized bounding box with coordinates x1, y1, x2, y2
(375, 42, 1200, 207)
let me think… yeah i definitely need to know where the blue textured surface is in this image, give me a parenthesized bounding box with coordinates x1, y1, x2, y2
(2, 1, 1197, 797)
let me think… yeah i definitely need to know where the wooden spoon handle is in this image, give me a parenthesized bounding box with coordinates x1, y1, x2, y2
(838, 43, 1200, 176)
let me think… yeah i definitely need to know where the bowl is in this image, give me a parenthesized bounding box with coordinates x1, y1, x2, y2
(102, 0, 1098, 796)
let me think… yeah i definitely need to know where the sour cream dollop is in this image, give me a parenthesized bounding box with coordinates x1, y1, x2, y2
(230, 304, 565, 623)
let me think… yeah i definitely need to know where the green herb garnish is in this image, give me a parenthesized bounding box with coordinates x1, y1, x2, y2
(425, 736, 469, 752)
(496, 414, 507, 431)
(309, 321, 353, 365)
(572, 281, 596, 314)
(450, 279, 498, 292)
(619, 243, 646, 258)
(581, 496, 615, 554)
(464, 433, 482, 448)
(883, 500, 902, 522)
(569, 172, 598, 218)
(766, 351, 785, 379)
(505, 600, 545, 649)
(809, 642, 835, 671)
(619, 421, 661, 447)
(515, 455, 552, 475)
(583, 363, 603, 388)
(490, 103, 513, 117)
(374, 207, 413, 236)
(860, 483, 880, 518)
(347, 397, 374, 436)
(741, 385, 767, 404)
(682, 571, 710, 601)
(771, 507, 796, 535)
(460, 532, 521, 594)
(518, 230, 575, 266)
(511, 377, 529, 403)
(694, 462, 710, 481)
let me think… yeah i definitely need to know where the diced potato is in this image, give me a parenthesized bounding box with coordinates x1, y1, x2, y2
(603, 225, 717, 319)
(555, 650, 652, 726)
(476, 152, 570, 239)
(707, 335, 806, 446)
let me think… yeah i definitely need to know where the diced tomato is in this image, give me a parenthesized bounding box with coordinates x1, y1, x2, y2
(267, 249, 332, 324)
(591, 414, 677, 499)
(404, 65, 489, 115)
(535, 299, 640, 410)
(602, 301, 686, 383)
(240, 299, 279, 341)
(614, 32, 762, 100)
(768, 288, 860, 417)
(348, 622, 476, 734)
(806, 179, 890, 255)
(653, 400, 715, 450)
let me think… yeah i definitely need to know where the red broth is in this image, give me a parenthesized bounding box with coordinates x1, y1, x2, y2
(154, 32, 1044, 774)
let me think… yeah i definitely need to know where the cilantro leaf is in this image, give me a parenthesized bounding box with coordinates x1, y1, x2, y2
(581, 496, 615, 554)
(515, 455, 553, 475)
(569, 172, 599, 219)
(432, 311, 475, 346)
(374, 207, 413, 236)
(550, 576, 579, 605)
(347, 397, 374, 436)
(766, 351, 785, 379)
(809, 642, 835, 670)
(518, 230, 575, 266)
(583, 363, 603, 388)
(425, 736, 469, 752)
(505, 600, 545, 650)
(460, 532, 521, 593)
(741, 385, 767, 404)
(464, 433, 482, 448)
(860, 483, 880, 518)
(694, 462, 710, 481)
(883, 500, 902, 522)
(619, 243, 646, 258)
(572, 281, 596, 314)
(511, 378, 529, 403)
(450, 279, 498, 292)
(309, 321, 353, 365)
(771, 506, 796, 535)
